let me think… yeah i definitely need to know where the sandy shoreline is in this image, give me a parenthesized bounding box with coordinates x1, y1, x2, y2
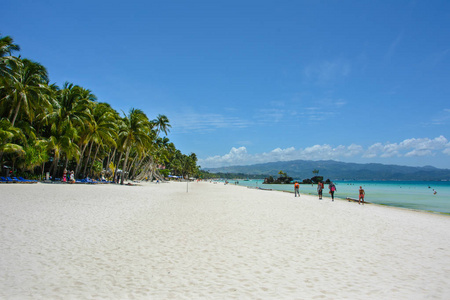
(1, 181, 449, 299)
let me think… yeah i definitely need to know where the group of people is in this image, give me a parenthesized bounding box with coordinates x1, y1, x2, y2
(62, 169, 75, 184)
(294, 181, 366, 204)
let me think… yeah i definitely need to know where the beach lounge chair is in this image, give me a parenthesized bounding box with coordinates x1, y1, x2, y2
(85, 177, 98, 184)
(6, 177, 17, 183)
(12, 177, 25, 183)
(0, 176, 8, 183)
(18, 177, 38, 183)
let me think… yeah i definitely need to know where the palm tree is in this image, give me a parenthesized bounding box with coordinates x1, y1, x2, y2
(0, 58, 51, 126)
(0, 35, 20, 57)
(85, 102, 118, 176)
(0, 34, 20, 77)
(44, 83, 94, 178)
(152, 114, 171, 136)
(0, 119, 25, 168)
(19, 139, 49, 178)
(118, 108, 153, 184)
(0, 33, 201, 180)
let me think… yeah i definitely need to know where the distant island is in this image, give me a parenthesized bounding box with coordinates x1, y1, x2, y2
(204, 160, 450, 181)
(263, 171, 293, 184)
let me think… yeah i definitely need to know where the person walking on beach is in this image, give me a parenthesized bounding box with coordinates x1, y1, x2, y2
(317, 181, 323, 200)
(359, 186, 365, 205)
(329, 182, 336, 201)
(294, 181, 300, 197)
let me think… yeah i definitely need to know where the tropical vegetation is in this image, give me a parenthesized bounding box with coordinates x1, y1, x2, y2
(0, 34, 199, 183)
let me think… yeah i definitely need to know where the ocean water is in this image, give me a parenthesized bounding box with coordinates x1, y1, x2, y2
(227, 180, 450, 214)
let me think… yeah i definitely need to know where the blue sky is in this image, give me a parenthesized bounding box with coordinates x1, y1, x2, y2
(3, 0, 450, 168)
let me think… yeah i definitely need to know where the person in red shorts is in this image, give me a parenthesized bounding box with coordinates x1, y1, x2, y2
(359, 186, 365, 205)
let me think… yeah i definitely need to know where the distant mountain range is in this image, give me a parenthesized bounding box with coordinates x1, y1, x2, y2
(205, 160, 450, 181)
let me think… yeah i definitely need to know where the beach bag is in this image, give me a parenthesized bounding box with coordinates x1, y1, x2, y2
(331, 186, 336, 192)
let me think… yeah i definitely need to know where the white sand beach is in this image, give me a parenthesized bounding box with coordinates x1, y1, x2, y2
(1, 181, 450, 299)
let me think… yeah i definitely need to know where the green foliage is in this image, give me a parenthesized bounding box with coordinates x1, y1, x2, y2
(311, 176, 323, 183)
(265, 174, 293, 184)
(92, 161, 103, 176)
(0, 33, 200, 181)
(20, 141, 49, 170)
(159, 169, 170, 177)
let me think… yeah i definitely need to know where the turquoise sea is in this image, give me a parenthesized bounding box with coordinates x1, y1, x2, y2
(228, 180, 450, 214)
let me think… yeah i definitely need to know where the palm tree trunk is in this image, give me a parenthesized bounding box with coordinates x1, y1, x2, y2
(11, 101, 21, 126)
(106, 148, 116, 172)
(120, 147, 131, 185)
(113, 152, 123, 183)
(82, 142, 94, 178)
(126, 157, 135, 179)
(51, 157, 60, 180)
(75, 142, 89, 177)
(88, 143, 101, 176)
(41, 162, 45, 181)
(128, 156, 138, 179)
(131, 156, 145, 178)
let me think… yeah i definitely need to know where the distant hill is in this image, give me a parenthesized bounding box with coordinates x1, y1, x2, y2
(205, 160, 450, 181)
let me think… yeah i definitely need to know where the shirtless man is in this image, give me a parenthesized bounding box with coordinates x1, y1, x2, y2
(359, 186, 365, 205)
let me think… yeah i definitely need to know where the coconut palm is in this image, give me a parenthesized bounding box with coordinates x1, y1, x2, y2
(0, 58, 51, 126)
(0, 33, 200, 180)
(152, 114, 171, 136)
(44, 83, 94, 178)
(118, 108, 153, 184)
(46, 82, 94, 133)
(0, 34, 20, 77)
(0, 35, 20, 57)
(0, 119, 25, 166)
(85, 102, 118, 176)
(19, 139, 49, 177)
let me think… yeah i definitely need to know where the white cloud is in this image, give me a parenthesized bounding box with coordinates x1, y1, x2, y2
(362, 136, 449, 158)
(405, 149, 432, 157)
(199, 136, 450, 168)
(199, 147, 250, 167)
(363, 143, 383, 158)
(200, 144, 364, 168)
